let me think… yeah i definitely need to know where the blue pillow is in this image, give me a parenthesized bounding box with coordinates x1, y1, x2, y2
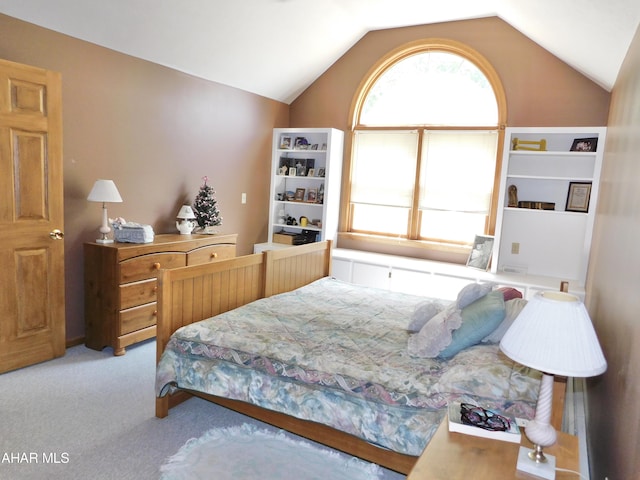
(438, 290, 506, 359)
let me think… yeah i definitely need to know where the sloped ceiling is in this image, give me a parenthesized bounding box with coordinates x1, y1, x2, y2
(0, 0, 639, 104)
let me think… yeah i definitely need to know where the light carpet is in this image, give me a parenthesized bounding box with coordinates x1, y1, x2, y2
(160, 423, 384, 480)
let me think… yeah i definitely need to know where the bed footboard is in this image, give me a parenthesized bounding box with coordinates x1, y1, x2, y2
(155, 241, 332, 416)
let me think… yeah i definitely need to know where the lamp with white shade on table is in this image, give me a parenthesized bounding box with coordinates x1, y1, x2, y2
(499, 291, 607, 480)
(87, 179, 123, 244)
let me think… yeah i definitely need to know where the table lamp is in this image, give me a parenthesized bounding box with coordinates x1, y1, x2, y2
(87, 179, 123, 244)
(176, 205, 196, 234)
(499, 291, 606, 480)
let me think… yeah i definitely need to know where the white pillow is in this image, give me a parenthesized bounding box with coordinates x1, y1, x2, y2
(407, 301, 446, 333)
(456, 282, 494, 309)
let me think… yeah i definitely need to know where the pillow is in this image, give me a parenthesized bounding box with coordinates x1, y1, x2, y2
(481, 297, 528, 344)
(497, 287, 523, 302)
(407, 304, 462, 358)
(407, 301, 446, 333)
(455, 282, 494, 309)
(437, 290, 506, 359)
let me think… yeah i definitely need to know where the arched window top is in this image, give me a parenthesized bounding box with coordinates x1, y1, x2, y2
(352, 39, 506, 128)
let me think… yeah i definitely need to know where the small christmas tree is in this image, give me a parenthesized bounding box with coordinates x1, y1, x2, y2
(193, 176, 222, 229)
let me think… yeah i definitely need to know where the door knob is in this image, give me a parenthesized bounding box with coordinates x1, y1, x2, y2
(49, 229, 64, 240)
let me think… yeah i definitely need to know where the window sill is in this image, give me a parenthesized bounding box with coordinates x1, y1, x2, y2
(336, 232, 471, 264)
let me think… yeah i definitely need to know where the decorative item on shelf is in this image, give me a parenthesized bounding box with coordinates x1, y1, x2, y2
(570, 137, 598, 152)
(299, 216, 308, 227)
(508, 185, 518, 207)
(512, 138, 547, 151)
(87, 179, 123, 244)
(193, 176, 222, 234)
(517, 201, 555, 210)
(176, 205, 197, 235)
(466, 234, 494, 271)
(500, 291, 607, 480)
(294, 188, 305, 201)
(565, 182, 592, 212)
(294, 137, 309, 149)
(306, 188, 317, 203)
(279, 135, 292, 149)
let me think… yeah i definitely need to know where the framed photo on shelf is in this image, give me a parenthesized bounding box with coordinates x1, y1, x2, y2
(306, 188, 317, 203)
(317, 167, 325, 177)
(566, 182, 592, 212)
(307, 168, 315, 177)
(288, 167, 296, 176)
(280, 136, 292, 149)
(570, 137, 598, 152)
(294, 188, 306, 201)
(466, 235, 494, 271)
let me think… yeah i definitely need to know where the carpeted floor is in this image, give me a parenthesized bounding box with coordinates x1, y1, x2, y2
(0, 340, 406, 480)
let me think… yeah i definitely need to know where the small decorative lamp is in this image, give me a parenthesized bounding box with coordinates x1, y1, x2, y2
(176, 205, 196, 235)
(500, 291, 607, 480)
(87, 179, 123, 244)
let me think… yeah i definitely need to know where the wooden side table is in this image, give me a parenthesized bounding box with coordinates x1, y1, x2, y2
(408, 419, 579, 480)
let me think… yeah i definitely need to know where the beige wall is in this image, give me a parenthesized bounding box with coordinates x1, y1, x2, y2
(0, 14, 289, 342)
(586, 23, 640, 480)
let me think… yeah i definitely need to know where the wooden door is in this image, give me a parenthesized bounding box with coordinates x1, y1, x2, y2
(0, 59, 65, 373)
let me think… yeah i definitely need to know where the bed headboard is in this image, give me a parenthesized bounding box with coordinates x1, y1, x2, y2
(156, 240, 332, 361)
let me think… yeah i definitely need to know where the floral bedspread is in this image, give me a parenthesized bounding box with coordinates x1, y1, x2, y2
(156, 277, 541, 456)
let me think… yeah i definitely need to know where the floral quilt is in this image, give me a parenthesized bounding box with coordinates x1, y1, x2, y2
(156, 277, 541, 456)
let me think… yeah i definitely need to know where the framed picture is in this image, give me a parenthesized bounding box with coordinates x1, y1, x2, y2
(317, 167, 325, 177)
(288, 167, 296, 176)
(306, 188, 317, 203)
(307, 168, 315, 177)
(280, 136, 292, 149)
(294, 188, 305, 201)
(466, 235, 495, 271)
(570, 137, 598, 152)
(566, 182, 592, 212)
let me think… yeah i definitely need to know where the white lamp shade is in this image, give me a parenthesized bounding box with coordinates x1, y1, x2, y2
(177, 205, 196, 219)
(87, 179, 123, 203)
(500, 291, 607, 377)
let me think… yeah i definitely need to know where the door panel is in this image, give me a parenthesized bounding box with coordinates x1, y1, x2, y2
(0, 59, 65, 373)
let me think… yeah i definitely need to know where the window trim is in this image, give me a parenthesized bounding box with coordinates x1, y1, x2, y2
(342, 38, 507, 256)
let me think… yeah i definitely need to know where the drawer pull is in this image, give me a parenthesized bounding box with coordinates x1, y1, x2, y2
(153, 263, 161, 270)
(153, 310, 158, 316)
(210, 252, 218, 259)
(153, 286, 158, 292)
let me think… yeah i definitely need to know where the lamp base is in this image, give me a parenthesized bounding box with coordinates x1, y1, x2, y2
(517, 446, 556, 479)
(96, 238, 114, 244)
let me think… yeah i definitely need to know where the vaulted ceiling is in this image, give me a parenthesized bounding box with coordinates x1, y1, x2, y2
(1, 0, 639, 104)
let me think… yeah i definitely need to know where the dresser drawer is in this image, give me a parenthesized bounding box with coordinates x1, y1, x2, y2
(119, 252, 186, 283)
(120, 278, 157, 310)
(119, 303, 157, 335)
(187, 244, 236, 266)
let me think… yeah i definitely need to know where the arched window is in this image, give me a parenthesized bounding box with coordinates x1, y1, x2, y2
(346, 39, 506, 253)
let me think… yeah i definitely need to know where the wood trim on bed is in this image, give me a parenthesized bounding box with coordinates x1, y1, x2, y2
(155, 239, 567, 474)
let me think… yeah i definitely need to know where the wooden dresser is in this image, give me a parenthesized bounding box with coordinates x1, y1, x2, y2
(84, 233, 237, 355)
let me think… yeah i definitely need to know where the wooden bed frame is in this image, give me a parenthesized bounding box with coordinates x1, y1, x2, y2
(155, 240, 567, 474)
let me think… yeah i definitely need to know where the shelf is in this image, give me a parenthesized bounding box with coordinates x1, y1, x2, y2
(503, 207, 587, 215)
(275, 200, 323, 207)
(509, 150, 597, 157)
(273, 224, 321, 232)
(507, 175, 594, 181)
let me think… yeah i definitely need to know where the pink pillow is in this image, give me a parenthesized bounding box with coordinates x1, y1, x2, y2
(497, 287, 523, 302)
